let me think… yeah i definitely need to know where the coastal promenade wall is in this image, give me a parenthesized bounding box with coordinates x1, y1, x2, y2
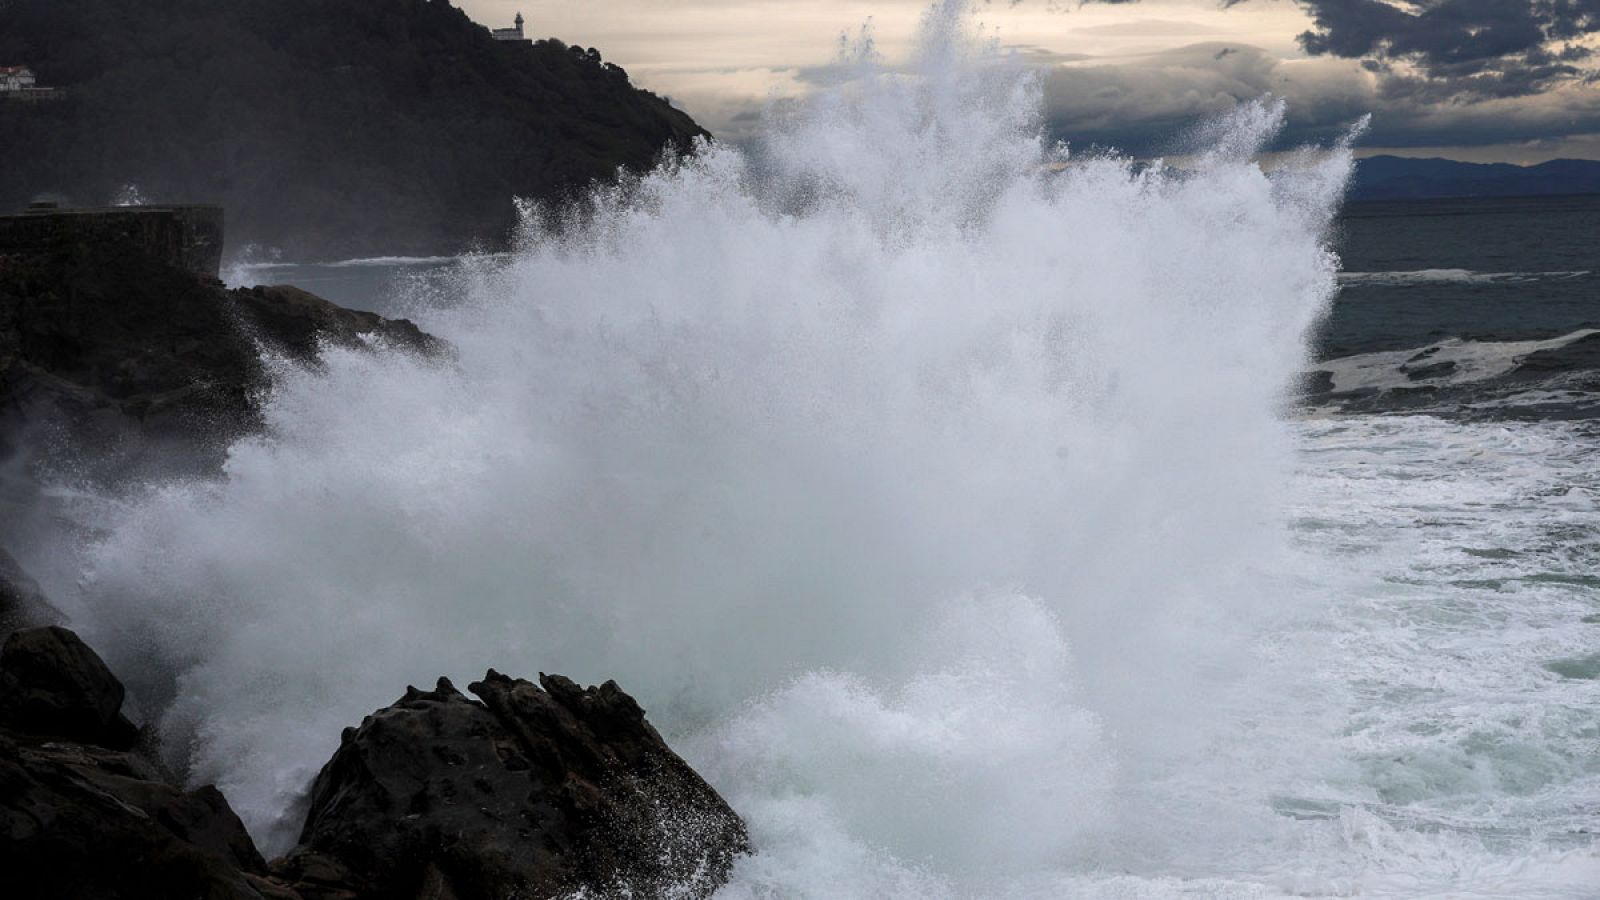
(0, 205, 224, 278)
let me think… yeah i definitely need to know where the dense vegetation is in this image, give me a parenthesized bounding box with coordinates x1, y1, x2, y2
(0, 0, 709, 259)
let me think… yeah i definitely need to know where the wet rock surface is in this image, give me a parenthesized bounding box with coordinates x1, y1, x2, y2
(0, 217, 440, 475)
(0, 621, 278, 899)
(1402, 359, 1457, 381)
(0, 614, 748, 899)
(0, 732, 284, 900)
(232, 284, 442, 361)
(281, 672, 749, 900)
(0, 625, 137, 748)
(1512, 329, 1600, 376)
(1302, 329, 1600, 422)
(0, 510, 744, 899)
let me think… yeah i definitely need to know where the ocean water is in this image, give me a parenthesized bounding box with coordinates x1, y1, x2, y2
(1328, 195, 1600, 359)
(34, 3, 1600, 896)
(1311, 195, 1600, 421)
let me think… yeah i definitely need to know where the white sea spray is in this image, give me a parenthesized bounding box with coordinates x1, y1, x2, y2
(65, 4, 1597, 897)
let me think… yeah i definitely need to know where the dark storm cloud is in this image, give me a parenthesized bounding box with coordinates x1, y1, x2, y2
(712, 1, 1600, 154)
(1079, 0, 1600, 100)
(1038, 40, 1600, 156)
(1042, 0, 1600, 154)
(1289, 0, 1600, 98)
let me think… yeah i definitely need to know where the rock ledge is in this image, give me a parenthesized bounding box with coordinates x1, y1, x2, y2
(281, 671, 747, 899)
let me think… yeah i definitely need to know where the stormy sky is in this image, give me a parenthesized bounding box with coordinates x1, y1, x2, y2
(462, 0, 1600, 162)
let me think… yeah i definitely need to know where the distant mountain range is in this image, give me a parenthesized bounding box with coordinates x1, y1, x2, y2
(1349, 156, 1600, 202)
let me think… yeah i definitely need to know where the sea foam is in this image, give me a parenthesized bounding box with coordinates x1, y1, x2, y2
(53, 2, 1364, 893)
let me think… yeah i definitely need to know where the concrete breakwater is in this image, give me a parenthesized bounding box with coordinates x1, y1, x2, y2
(0, 203, 224, 278)
(0, 200, 435, 479)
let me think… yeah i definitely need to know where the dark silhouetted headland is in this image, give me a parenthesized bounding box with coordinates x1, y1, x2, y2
(0, 0, 709, 260)
(1349, 156, 1600, 201)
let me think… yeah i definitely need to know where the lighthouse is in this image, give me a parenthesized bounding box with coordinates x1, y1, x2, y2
(492, 13, 529, 43)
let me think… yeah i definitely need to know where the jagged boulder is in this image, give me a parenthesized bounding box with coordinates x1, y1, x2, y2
(231, 285, 443, 360)
(0, 619, 744, 899)
(0, 229, 441, 447)
(0, 218, 446, 487)
(0, 625, 291, 899)
(0, 625, 137, 749)
(278, 672, 749, 900)
(0, 733, 290, 900)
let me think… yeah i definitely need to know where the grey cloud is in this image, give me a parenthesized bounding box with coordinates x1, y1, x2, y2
(1006, 45, 1096, 65)
(1082, 0, 1600, 101)
(694, 2, 1600, 155)
(1291, 0, 1598, 98)
(1039, 41, 1600, 154)
(1042, 43, 1368, 151)
(1069, 19, 1224, 37)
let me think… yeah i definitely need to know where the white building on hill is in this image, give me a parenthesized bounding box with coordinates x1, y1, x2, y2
(0, 66, 37, 92)
(492, 13, 530, 43)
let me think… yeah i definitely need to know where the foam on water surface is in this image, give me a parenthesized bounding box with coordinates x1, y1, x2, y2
(1337, 269, 1591, 286)
(1283, 414, 1600, 898)
(1315, 329, 1600, 394)
(36, 2, 1600, 896)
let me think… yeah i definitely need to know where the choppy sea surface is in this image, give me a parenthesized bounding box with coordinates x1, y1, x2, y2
(222, 196, 1600, 897)
(43, 6, 1600, 896)
(232, 198, 1600, 425)
(1313, 195, 1600, 422)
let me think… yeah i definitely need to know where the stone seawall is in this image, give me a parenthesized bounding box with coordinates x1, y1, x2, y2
(0, 205, 223, 278)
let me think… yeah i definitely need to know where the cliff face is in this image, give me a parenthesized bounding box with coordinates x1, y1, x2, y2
(0, 205, 225, 277)
(0, 0, 709, 260)
(0, 205, 440, 480)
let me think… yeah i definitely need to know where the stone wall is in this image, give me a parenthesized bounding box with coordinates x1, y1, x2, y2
(0, 205, 224, 277)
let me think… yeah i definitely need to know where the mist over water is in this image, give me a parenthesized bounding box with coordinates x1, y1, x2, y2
(42, 3, 1535, 895)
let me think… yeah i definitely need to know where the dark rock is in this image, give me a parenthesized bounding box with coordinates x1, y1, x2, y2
(0, 225, 259, 439)
(0, 625, 138, 749)
(0, 205, 225, 278)
(0, 621, 743, 900)
(282, 673, 748, 900)
(0, 216, 442, 474)
(1402, 359, 1457, 381)
(1512, 330, 1600, 377)
(0, 624, 292, 899)
(232, 285, 444, 360)
(1299, 369, 1336, 398)
(0, 0, 710, 261)
(0, 731, 286, 900)
(0, 545, 63, 636)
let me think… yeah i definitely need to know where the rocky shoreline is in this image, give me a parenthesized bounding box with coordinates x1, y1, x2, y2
(0, 616, 747, 899)
(0, 216, 749, 898)
(0, 0, 710, 260)
(0, 204, 441, 480)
